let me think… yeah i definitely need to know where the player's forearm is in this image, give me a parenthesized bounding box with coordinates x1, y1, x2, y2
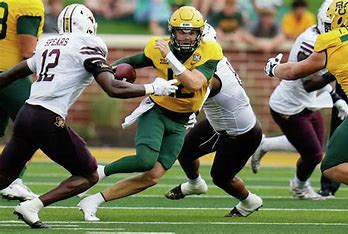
(303, 73, 333, 92)
(0, 61, 32, 88)
(176, 69, 207, 91)
(107, 80, 147, 98)
(274, 62, 310, 80)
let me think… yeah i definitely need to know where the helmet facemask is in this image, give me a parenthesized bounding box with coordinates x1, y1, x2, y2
(317, 0, 333, 33)
(169, 27, 203, 53)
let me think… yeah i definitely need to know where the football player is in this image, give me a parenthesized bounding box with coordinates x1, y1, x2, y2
(264, 0, 348, 186)
(0, 0, 44, 201)
(164, 23, 264, 217)
(77, 6, 223, 221)
(252, 0, 348, 200)
(0, 4, 177, 229)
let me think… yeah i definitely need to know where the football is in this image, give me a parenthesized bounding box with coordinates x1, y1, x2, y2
(114, 63, 136, 83)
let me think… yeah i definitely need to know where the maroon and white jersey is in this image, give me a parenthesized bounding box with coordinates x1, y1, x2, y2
(203, 57, 256, 136)
(26, 33, 108, 118)
(269, 26, 332, 115)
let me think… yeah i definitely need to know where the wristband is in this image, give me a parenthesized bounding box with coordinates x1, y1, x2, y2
(144, 84, 154, 95)
(271, 64, 278, 77)
(165, 51, 186, 75)
(330, 91, 341, 103)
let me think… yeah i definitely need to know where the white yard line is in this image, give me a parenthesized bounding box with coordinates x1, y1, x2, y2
(0, 220, 348, 226)
(1, 205, 348, 212)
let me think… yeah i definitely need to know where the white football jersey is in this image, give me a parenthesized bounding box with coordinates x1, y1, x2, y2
(269, 26, 331, 115)
(204, 57, 256, 136)
(26, 33, 108, 118)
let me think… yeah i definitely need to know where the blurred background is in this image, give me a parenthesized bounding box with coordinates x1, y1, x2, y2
(11, 0, 327, 147)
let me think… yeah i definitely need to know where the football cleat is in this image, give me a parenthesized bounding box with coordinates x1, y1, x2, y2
(1, 179, 38, 201)
(318, 190, 335, 199)
(77, 195, 100, 221)
(250, 134, 266, 174)
(165, 181, 208, 200)
(289, 180, 325, 200)
(14, 201, 49, 229)
(225, 193, 263, 217)
(165, 185, 185, 200)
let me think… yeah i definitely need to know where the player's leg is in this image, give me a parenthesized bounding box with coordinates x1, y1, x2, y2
(79, 112, 186, 221)
(211, 122, 263, 217)
(76, 109, 165, 198)
(319, 83, 345, 197)
(0, 78, 37, 201)
(165, 119, 217, 199)
(321, 118, 348, 185)
(251, 134, 297, 173)
(14, 104, 98, 228)
(270, 109, 324, 200)
(104, 107, 166, 175)
(0, 104, 46, 228)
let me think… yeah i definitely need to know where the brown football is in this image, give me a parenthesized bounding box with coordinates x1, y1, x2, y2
(114, 63, 136, 83)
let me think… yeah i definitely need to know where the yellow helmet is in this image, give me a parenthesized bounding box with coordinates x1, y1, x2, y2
(168, 6, 205, 52)
(326, 0, 348, 30)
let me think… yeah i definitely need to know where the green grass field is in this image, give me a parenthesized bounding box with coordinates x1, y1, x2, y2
(0, 161, 347, 233)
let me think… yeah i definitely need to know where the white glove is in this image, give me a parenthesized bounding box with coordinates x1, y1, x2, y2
(334, 99, 348, 120)
(148, 78, 178, 96)
(185, 113, 197, 129)
(264, 53, 283, 77)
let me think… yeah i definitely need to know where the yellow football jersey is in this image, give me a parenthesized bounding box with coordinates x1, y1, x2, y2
(144, 37, 223, 113)
(0, 0, 44, 71)
(314, 27, 348, 97)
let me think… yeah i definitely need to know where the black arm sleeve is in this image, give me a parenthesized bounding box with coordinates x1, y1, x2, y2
(111, 52, 154, 68)
(84, 58, 113, 78)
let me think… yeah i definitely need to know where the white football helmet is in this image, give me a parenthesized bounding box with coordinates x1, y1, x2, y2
(57, 4, 97, 35)
(317, 0, 332, 34)
(202, 23, 217, 42)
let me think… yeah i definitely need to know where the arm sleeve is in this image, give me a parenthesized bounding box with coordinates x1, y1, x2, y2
(196, 60, 219, 80)
(17, 16, 42, 36)
(111, 52, 154, 68)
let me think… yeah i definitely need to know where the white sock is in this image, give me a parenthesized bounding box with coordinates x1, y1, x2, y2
(263, 135, 297, 152)
(97, 165, 106, 181)
(292, 175, 307, 188)
(28, 197, 44, 210)
(240, 192, 253, 204)
(187, 175, 204, 185)
(90, 192, 106, 206)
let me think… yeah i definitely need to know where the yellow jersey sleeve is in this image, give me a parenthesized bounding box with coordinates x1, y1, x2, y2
(0, 0, 44, 71)
(314, 27, 348, 97)
(314, 28, 348, 52)
(16, 0, 45, 37)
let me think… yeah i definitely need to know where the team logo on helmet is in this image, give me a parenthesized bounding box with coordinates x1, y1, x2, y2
(326, 0, 348, 30)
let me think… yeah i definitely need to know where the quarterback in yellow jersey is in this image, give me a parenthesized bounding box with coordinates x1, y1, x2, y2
(264, 0, 348, 185)
(0, 0, 44, 201)
(77, 6, 223, 221)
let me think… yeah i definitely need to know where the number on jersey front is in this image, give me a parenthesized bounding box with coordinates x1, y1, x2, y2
(38, 49, 60, 82)
(0, 2, 9, 39)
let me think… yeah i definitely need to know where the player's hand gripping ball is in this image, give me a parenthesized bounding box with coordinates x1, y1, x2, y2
(113, 63, 136, 83)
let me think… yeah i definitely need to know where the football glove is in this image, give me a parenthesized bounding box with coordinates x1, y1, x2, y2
(185, 113, 197, 129)
(334, 99, 348, 120)
(264, 53, 283, 77)
(151, 77, 178, 96)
